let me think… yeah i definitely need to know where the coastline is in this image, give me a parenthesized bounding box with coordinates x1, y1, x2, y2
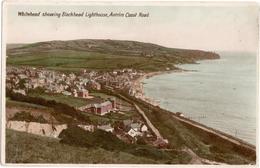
(132, 55, 257, 146)
(132, 59, 214, 107)
(133, 69, 185, 106)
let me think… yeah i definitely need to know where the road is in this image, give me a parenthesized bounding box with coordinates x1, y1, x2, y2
(133, 103, 163, 140)
(116, 93, 164, 140)
(170, 113, 255, 152)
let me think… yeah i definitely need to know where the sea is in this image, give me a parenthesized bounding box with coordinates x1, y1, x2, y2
(143, 51, 257, 145)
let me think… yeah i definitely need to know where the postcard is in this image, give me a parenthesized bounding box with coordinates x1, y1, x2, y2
(1, 0, 258, 166)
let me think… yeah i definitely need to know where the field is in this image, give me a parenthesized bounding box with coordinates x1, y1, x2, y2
(28, 91, 92, 108)
(7, 50, 177, 73)
(7, 39, 220, 73)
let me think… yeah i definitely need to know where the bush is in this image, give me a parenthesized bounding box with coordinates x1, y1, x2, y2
(59, 125, 127, 151)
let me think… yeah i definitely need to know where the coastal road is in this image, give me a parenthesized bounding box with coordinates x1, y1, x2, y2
(170, 113, 255, 152)
(133, 103, 164, 140)
(115, 93, 164, 140)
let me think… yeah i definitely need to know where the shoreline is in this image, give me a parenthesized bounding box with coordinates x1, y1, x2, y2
(132, 69, 185, 106)
(131, 58, 256, 146)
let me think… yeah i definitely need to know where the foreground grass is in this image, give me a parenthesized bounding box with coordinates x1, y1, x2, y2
(6, 129, 159, 164)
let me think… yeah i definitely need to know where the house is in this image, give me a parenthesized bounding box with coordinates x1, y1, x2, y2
(97, 124, 114, 132)
(127, 128, 142, 138)
(140, 124, 148, 132)
(78, 125, 95, 132)
(88, 80, 101, 90)
(80, 100, 114, 115)
(93, 101, 113, 115)
(130, 123, 141, 132)
(108, 97, 116, 109)
(73, 89, 78, 97)
(77, 89, 89, 98)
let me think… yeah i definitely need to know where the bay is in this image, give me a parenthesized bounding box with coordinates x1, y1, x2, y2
(143, 51, 257, 145)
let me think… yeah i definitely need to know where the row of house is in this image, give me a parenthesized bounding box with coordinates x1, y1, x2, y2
(7, 66, 145, 100)
(97, 119, 149, 142)
(6, 67, 102, 98)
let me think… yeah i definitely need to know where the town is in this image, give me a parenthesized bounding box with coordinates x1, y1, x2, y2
(6, 66, 168, 147)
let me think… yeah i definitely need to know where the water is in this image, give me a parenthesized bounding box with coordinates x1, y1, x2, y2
(143, 52, 257, 145)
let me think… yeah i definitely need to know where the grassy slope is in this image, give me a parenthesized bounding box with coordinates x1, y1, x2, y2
(6, 129, 159, 164)
(6, 39, 220, 73)
(7, 50, 175, 73)
(28, 91, 89, 108)
(6, 98, 49, 110)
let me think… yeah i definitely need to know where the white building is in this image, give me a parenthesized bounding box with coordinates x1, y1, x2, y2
(127, 128, 142, 138)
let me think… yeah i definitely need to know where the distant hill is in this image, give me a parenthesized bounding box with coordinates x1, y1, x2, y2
(6, 39, 220, 72)
(6, 43, 27, 50)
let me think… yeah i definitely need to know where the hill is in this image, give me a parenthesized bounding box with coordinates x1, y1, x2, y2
(6, 39, 220, 72)
(6, 129, 190, 164)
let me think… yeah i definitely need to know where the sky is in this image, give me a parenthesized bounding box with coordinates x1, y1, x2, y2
(4, 2, 259, 53)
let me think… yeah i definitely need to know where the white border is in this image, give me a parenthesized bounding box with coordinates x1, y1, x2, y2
(1, 0, 259, 168)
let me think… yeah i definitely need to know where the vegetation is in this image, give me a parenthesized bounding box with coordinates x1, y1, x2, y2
(10, 111, 47, 123)
(28, 91, 89, 108)
(58, 125, 191, 163)
(6, 128, 191, 164)
(6, 129, 159, 164)
(6, 98, 48, 109)
(7, 39, 220, 73)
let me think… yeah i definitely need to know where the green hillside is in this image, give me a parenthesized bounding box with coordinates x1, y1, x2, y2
(6, 129, 191, 164)
(6, 39, 220, 73)
(6, 129, 158, 164)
